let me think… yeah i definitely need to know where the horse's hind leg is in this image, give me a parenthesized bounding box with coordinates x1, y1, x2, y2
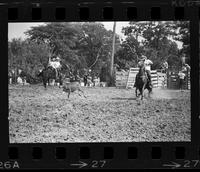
(148, 90, 150, 98)
(148, 88, 152, 98)
(44, 84, 47, 90)
(43, 79, 47, 89)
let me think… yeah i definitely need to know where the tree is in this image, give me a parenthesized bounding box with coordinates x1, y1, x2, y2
(25, 23, 80, 68)
(21, 40, 51, 74)
(74, 22, 120, 82)
(118, 21, 186, 69)
(173, 21, 190, 64)
(25, 22, 121, 79)
(114, 36, 143, 69)
(8, 38, 24, 71)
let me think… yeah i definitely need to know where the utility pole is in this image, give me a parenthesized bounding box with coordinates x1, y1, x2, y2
(110, 21, 116, 85)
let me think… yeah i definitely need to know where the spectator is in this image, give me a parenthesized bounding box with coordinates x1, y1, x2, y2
(83, 70, 88, 86)
(162, 61, 168, 73)
(178, 69, 186, 91)
(184, 63, 191, 71)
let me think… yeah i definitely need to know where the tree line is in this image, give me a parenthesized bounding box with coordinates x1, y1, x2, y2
(8, 21, 189, 84)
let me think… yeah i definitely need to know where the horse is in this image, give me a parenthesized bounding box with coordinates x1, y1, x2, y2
(37, 66, 63, 89)
(135, 65, 152, 100)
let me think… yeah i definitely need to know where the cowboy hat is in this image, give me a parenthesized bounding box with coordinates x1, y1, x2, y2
(140, 55, 147, 61)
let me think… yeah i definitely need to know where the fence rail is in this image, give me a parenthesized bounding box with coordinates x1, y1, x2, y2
(115, 68, 190, 90)
(115, 68, 167, 89)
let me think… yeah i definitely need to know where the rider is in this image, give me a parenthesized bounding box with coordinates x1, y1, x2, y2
(48, 55, 61, 78)
(134, 55, 153, 88)
(143, 55, 153, 88)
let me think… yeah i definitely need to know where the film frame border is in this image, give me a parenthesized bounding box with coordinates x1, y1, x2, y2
(0, 0, 199, 169)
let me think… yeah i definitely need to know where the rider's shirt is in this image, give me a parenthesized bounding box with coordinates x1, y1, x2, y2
(144, 59, 153, 71)
(49, 61, 61, 69)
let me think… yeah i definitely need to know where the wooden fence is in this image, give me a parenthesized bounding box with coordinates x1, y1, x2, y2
(157, 72, 167, 88)
(115, 68, 167, 89)
(115, 68, 190, 90)
(115, 70, 129, 88)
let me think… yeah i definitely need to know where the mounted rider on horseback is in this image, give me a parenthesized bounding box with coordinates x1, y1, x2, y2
(134, 55, 153, 88)
(48, 55, 61, 79)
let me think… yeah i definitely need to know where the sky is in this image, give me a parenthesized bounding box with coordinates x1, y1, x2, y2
(8, 22, 182, 49)
(8, 22, 129, 41)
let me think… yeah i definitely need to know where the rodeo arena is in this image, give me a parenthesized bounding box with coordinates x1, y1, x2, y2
(8, 22, 191, 143)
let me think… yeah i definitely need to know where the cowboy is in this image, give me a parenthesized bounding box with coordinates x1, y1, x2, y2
(134, 55, 153, 88)
(48, 55, 61, 78)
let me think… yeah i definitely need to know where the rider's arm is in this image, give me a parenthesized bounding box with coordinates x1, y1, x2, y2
(148, 59, 153, 65)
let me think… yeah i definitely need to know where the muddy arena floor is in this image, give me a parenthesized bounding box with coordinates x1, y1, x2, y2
(9, 84, 191, 143)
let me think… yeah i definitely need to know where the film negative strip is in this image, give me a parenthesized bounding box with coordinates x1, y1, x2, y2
(0, 0, 199, 169)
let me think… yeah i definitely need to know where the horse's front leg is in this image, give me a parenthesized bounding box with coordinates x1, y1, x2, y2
(59, 77, 63, 88)
(47, 79, 50, 86)
(135, 88, 138, 97)
(148, 90, 150, 98)
(141, 85, 145, 100)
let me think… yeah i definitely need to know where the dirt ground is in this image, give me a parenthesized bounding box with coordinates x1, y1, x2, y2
(9, 84, 191, 143)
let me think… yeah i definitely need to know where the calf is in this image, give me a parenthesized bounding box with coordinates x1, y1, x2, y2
(62, 82, 86, 98)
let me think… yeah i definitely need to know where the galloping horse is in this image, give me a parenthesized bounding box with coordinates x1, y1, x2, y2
(38, 66, 63, 89)
(135, 64, 152, 100)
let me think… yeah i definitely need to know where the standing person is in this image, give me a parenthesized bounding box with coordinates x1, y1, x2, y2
(162, 61, 168, 73)
(8, 70, 12, 84)
(181, 53, 190, 72)
(83, 75, 88, 86)
(83, 69, 88, 86)
(178, 69, 186, 91)
(183, 63, 191, 72)
(181, 53, 187, 66)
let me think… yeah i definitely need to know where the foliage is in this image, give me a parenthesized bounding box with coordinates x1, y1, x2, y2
(118, 21, 189, 70)
(9, 21, 189, 84)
